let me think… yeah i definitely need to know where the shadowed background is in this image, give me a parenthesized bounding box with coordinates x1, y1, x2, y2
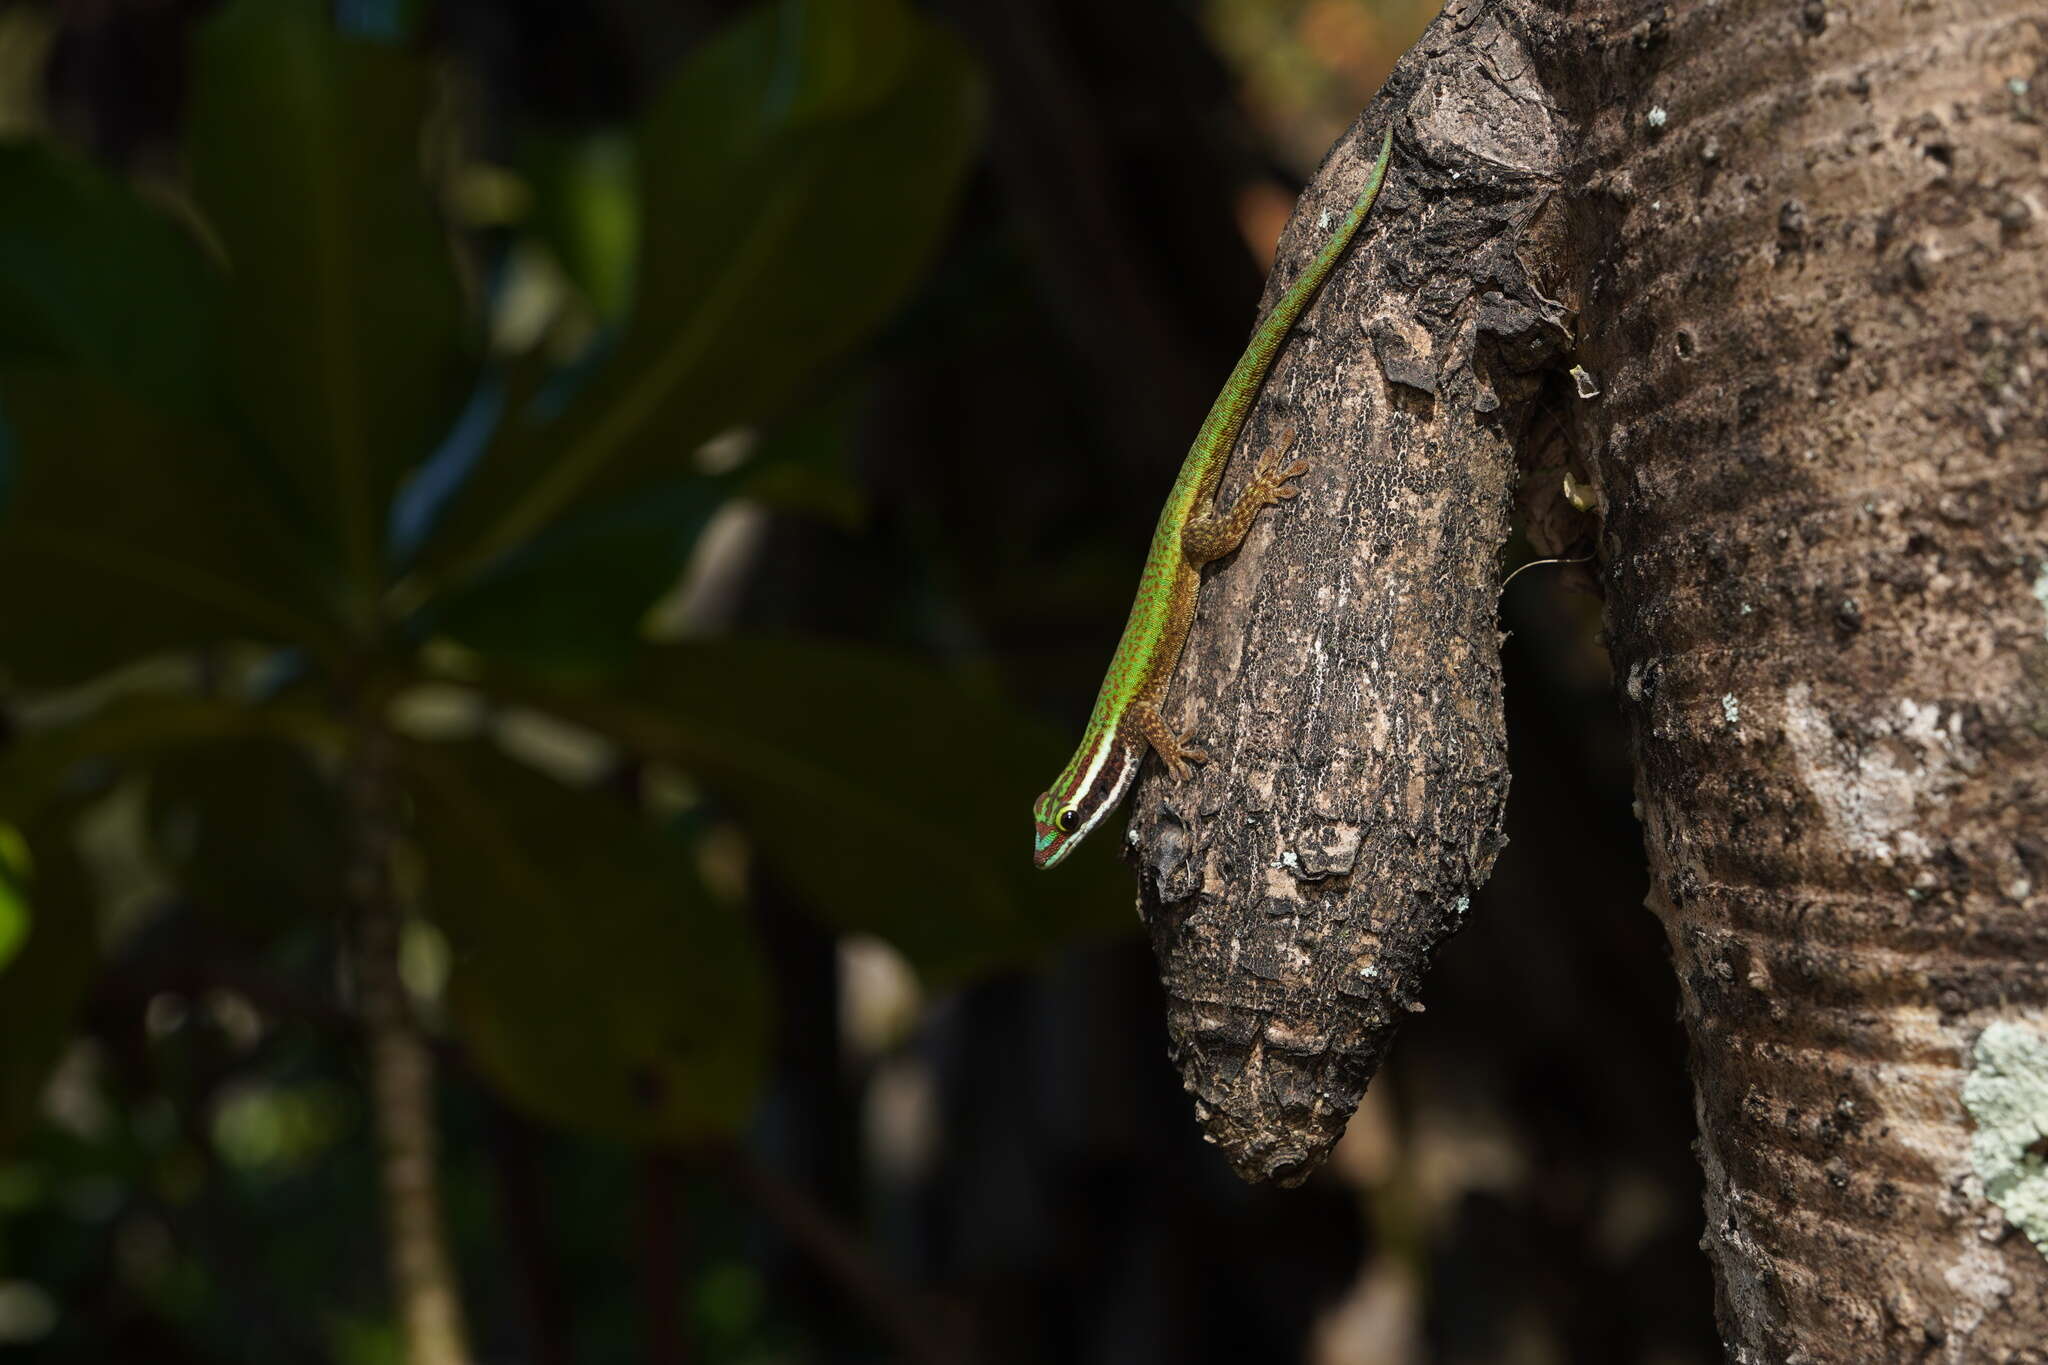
(0, 1, 1717, 1361)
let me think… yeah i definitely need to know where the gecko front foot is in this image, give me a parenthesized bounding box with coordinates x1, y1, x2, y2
(1131, 700, 1208, 782)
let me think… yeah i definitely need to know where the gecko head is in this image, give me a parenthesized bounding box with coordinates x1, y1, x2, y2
(1032, 734, 1141, 870)
(1032, 790, 1084, 870)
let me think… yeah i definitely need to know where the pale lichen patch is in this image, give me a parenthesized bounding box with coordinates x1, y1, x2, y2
(1962, 1019, 2048, 1257)
(2032, 562, 2048, 640)
(1782, 683, 1974, 862)
(1941, 1239, 2016, 1345)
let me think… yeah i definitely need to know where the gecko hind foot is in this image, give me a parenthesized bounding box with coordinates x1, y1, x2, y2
(1181, 430, 1314, 565)
(1251, 430, 1311, 502)
(1166, 734, 1210, 782)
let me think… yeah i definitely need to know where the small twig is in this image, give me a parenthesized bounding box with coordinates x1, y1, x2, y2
(483, 1098, 574, 1365)
(1499, 550, 1596, 596)
(345, 716, 474, 1365)
(639, 1148, 692, 1365)
(707, 1140, 974, 1365)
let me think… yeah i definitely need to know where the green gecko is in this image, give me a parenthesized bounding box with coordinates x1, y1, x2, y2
(1033, 127, 1394, 870)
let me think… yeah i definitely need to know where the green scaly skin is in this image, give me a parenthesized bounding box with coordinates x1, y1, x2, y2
(1033, 127, 1394, 870)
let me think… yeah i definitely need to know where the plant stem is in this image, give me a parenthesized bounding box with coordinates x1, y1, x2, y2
(346, 718, 474, 1365)
(639, 1149, 691, 1365)
(484, 1098, 573, 1365)
(709, 1140, 973, 1365)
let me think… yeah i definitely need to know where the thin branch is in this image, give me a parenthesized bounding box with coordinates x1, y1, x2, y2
(483, 1098, 574, 1365)
(638, 1149, 691, 1365)
(706, 1139, 974, 1365)
(346, 717, 474, 1365)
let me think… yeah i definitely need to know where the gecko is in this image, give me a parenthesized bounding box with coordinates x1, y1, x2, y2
(1032, 127, 1393, 870)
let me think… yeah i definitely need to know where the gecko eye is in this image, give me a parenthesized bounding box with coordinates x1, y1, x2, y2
(1055, 807, 1079, 834)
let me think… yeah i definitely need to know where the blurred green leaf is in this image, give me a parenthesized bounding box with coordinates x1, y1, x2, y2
(0, 372, 348, 683)
(521, 132, 637, 322)
(423, 393, 865, 675)
(323, 1315, 403, 1365)
(147, 737, 350, 934)
(0, 824, 28, 972)
(0, 692, 338, 821)
(481, 640, 1131, 985)
(422, 474, 725, 679)
(0, 141, 222, 416)
(418, 0, 980, 589)
(188, 0, 466, 597)
(734, 388, 865, 530)
(0, 806, 98, 1149)
(404, 740, 766, 1143)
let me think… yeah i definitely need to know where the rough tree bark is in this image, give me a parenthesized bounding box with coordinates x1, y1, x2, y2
(1128, 0, 2048, 1356)
(1127, 0, 1569, 1186)
(1569, 0, 2048, 1357)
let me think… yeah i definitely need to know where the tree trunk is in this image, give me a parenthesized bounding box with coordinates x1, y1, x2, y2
(1128, 0, 2048, 1354)
(1570, 0, 2048, 1356)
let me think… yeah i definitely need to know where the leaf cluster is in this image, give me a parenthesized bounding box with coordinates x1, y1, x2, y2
(0, 0, 1127, 1152)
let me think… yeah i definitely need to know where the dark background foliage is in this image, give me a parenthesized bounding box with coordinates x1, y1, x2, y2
(0, 1, 1718, 1361)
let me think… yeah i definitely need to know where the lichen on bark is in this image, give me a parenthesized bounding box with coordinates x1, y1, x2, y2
(1964, 1020, 2048, 1258)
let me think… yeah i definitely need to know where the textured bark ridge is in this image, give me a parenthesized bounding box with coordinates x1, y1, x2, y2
(1564, 0, 2048, 1356)
(1126, 0, 1572, 1185)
